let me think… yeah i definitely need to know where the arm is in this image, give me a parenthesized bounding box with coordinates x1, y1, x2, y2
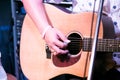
(22, 0, 50, 35)
(22, 0, 70, 55)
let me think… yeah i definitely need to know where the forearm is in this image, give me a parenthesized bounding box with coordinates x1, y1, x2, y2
(22, 0, 51, 35)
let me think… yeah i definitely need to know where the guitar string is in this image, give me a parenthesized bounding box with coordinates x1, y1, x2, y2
(67, 37, 120, 52)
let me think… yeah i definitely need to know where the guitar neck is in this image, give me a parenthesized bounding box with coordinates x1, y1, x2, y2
(83, 38, 120, 52)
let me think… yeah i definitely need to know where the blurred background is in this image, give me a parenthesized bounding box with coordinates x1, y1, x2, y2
(0, 0, 26, 80)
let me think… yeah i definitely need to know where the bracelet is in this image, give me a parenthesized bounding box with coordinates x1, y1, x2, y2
(42, 25, 51, 39)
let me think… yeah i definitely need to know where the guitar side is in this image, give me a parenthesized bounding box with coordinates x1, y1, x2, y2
(20, 4, 103, 80)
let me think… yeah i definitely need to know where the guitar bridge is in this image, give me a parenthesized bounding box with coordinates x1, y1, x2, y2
(46, 45, 51, 59)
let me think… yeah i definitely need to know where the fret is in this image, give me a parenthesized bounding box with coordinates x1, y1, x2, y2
(97, 39, 106, 52)
(83, 38, 92, 51)
(82, 38, 120, 52)
(115, 39, 120, 52)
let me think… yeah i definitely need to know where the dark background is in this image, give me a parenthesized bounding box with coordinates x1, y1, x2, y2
(0, 0, 15, 75)
(0, 0, 26, 79)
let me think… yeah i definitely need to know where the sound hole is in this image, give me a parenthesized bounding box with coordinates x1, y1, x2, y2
(67, 33, 82, 56)
(52, 33, 82, 67)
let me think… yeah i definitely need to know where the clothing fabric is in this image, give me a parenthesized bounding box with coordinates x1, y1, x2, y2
(113, 52, 120, 66)
(108, 0, 120, 37)
(72, 0, 120, 38)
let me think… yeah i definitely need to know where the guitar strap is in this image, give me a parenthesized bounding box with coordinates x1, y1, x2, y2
(102, 15, 115, 39)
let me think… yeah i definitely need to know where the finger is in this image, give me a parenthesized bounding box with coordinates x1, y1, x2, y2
(52, 45, 69, 55)
(55, 28, 70, 44)
(53, 39, 66, 49)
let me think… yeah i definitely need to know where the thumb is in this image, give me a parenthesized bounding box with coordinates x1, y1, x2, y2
(55, 28, 71, 44)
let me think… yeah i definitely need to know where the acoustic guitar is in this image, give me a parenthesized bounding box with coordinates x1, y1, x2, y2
(20, 3, 118, 80)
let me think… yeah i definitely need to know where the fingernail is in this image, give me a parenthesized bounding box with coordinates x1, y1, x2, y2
(64, 40, 71, 45)
(65, 40, 71, 43)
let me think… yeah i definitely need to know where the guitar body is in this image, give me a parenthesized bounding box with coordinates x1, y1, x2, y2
(20, 4, 103, 80)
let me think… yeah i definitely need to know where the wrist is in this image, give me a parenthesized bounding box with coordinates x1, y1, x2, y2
(42, 25, 51, 39)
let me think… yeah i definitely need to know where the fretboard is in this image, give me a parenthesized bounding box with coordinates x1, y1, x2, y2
(83, 38, 120, 52)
